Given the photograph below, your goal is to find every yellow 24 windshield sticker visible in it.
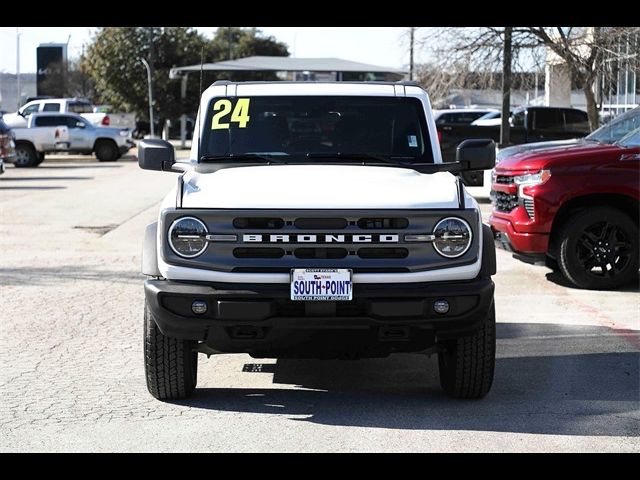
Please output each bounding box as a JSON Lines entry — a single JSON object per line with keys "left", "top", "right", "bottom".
{"left": 211, "top": 98, "right": 251, "bottom": 130}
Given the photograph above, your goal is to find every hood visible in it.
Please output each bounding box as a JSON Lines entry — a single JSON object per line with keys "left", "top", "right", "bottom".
{"left": 496, "top": 142, "right": 623, "bottom": 172}
{"left": 180, "top": 164, "right": 461, "bottom": 209}
{"left": 2, "top": 112, "right": 27, "bottom": 129}
{"left": 497, "top": 138, "right": 584, "bottom": 161}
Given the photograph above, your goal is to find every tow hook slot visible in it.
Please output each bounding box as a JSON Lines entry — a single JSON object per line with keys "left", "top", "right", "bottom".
{"left": 230, "top": 325, "right": 264, "bottom": 340}
{"left": 379, "top": 326, "right": 409, "bottom": 341}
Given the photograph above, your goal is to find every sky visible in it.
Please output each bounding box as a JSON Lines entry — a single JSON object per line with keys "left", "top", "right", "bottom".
{"left": 0, "top": 27, "right": 434, "bottom": 74}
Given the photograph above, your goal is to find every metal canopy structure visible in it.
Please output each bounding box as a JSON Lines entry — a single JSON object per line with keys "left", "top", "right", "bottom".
{"left": 170, "top": 56, "right": 407, "bottom": 77}
{"left": 170, "top": 56, "right": 408, "bottom": 147}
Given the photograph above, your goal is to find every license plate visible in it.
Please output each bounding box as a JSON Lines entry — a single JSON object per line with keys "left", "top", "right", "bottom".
{"left": 290, "top": 268, "right": 352, "bottom": 301}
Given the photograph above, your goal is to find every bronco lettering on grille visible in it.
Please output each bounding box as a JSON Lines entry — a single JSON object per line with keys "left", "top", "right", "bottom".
{"left": 242, "top": 234, "right": 400, "bottom": 243}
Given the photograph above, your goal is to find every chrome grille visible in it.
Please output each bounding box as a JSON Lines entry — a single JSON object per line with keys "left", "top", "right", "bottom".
{"left": 495, "top": 175, "right": 515, "bottom": 185}
{"left": 523, "top": 198, "right": 535, "bottom": 219}
{"left": 493, "top": 191, "right": 518, "bottom": 213}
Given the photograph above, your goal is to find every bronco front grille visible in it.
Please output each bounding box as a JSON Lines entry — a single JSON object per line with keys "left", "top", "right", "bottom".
{"left": 162, "top": 209, "right": 480, "bottom": 274}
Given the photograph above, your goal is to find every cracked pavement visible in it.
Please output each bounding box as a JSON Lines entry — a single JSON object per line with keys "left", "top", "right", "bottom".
{"left": 0, "top": 153, "right": 638, "bottom": 452}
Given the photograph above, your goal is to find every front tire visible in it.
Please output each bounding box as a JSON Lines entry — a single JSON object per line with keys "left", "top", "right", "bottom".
{"left": 557, "top": 207, "right": 638, "bottom": 290}
{"left": 144, "top": 302, "right": 198, "bottom": 400}
{"left": 14, "top": 143, "right": 39, "bottom": 167}
{"left": 438, "top": 303, "right": 496, "bottom": 399}
{"left": 94, "top": 140, "right": 119, "bottom": 162}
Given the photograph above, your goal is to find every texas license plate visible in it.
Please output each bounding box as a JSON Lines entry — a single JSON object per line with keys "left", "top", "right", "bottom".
{"left": 290, "top": 268, "right": 352, "bottom": 301}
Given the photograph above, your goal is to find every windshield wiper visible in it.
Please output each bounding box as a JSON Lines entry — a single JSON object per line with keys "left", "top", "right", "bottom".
{"left": 305, "top": 152, "right": 414, "bottom": 166}
{"left": 200, "top": 153, "right": 287, "bottom": 164}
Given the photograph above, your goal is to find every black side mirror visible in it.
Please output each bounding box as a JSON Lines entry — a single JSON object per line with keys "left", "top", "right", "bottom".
{"left": 138, "top": 139, "right": 175, "bottom": 171}
{"left": 456, "top": 139, "right": 495, "bottom": 171}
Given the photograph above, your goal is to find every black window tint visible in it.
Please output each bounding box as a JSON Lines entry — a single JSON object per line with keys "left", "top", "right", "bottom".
{"left": 34, "top": 116, "right": 67, "bottom": 127}
{"left": 42, "top": 103, "right": 60, "bottom": 112}
{"left": 65, "top": 116, "right": 83, "bottom": 128}
{"left": 511, "top": 111, "right": 525, "bottom": 127}
{"left": 534, "top": 109, "right": 563, "bottom": 130}
{"left": 68, "top": 102, "right": 93, "bottom": 114}
{"left": 201, "top": 96, "right": 434, "bottom": 163}
{"left": 564, "top": 110, "right": 589, "bottom": 130}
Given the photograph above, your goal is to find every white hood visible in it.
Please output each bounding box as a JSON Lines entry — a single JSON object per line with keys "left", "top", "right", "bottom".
{"left": 180, "top": 165, "right": 461, "bottom": 209}
{"left": 2, "top": 112, "right": 27, "bottom": 129}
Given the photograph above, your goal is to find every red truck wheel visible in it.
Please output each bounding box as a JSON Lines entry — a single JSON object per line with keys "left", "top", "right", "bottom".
{"left": 558, "top": 207, "right": 638, "bottom": 290}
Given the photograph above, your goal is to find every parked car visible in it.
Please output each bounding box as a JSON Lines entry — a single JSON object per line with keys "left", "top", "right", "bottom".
{"left": 0, "top": 116, "right": 16, "bottom": 172}
{"left": 433, "top": 108, "right": 499, "bottom": 126}
{"left": 10, "top": 112, "right": 134, "bottom": 167}
{"left": 3, "top": 98, "right": 111, "bottom": 129}
{"left": 489, "top": 126, "right": 640, "bottom": 290}
{"left": 471, "top": 110, "right": 512, "bottom": 126}
{"left": 92, "top": 105, "right": 137, "bottom": 130}
{"left": 439, "top": 106, "right": 591, "bottom": 186}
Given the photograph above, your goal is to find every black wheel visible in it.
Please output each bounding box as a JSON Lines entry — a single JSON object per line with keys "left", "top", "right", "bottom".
{"left": 558, "top": 207, "right": 638, "bottom": 290}
{"left": 545, "top": 255, "right": 560, "bottom": 271}
{"left": 94, "top": 140, "right": 119, "bottom": 162}
{"left": 14, "top": 143, "right": 39, "bottom": 167}
{"left": 438, "top": 303, "right": 495, "bottom": 399}
{"left": 144, "top": 302, "right": 198, "bottom": 400}
{"left": 35, "top": 152, "right": 45, "bottom": 166}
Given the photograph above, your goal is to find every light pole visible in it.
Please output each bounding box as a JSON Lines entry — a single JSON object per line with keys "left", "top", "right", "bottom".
{"left": 139, "top": 57, "right": 155, "bottom": 137}
{"left": 16, "top": 28, "right": 21, "bottom": 109}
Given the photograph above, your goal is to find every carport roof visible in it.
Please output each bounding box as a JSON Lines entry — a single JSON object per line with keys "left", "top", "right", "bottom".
{"left": 170, "top": 56, "right": 407, "bottom": 75}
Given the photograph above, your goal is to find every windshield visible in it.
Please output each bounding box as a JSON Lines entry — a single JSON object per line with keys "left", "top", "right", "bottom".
{"left": 616, "top": 127, "right": 640, "bottom": 148}
{"left": 200, "top": 96, "right": 433, "bottom": 163}
{"left": 587, "top": 107, "right": 640, "bottom": 144}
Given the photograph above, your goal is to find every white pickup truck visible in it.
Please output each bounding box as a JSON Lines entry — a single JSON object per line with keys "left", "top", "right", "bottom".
{"left": 10, "top": 112, "right": 134, "bottom": 167}
{"left": 2, "top": 98, "right": 131, "bottom": 129}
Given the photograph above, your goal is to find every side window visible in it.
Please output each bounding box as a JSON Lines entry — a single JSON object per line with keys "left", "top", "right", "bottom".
{"left": 435, "top": 113, "right": 451, "bottom": 125}
{"left": 68, "top": 102, "right": 93, "bottom": 114}
{"left": 564, "top": 110, "right": 589, "bottom": 130}
{"left": 511, "top": 111, "right": 526, "bottom": 127}
{"left": 22, "top": 104, "right": 41, "bottom": 116}
{"left": 533, "top": 109, "right": 563, "bottom": 130}
{"left": 34, "top": 116, "right": 64, "bottom": 127}
{"left": 65, "top": 116, "right": 85, "bottom": 128}
{"left": 43, "top": 103, "right": 61, "bottom": 112}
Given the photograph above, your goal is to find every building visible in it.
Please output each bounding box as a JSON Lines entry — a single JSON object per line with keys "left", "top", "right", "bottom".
{"left": 0, "top": 73, "right": 37, "bottom": 112}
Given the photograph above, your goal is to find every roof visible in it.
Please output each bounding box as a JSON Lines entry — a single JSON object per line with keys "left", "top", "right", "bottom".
{"left": 171, "top": 56, "right": 407, "bottom": 75}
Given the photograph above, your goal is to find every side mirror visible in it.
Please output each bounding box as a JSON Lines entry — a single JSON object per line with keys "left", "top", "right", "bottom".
{"left": 138, "top": 139, "right": 175, "bottom": 171}
{"left": 456, "top": 139, "right": 495, "bottom": 171}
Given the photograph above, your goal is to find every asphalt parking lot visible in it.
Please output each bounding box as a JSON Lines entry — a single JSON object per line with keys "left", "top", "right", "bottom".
{"left": 0, "top": 151, "right": 638, "bottom": 452}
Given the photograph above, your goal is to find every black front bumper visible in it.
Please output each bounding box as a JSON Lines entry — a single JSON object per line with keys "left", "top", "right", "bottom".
{"left": 144, "top": 277, "right": 494, "bottom": 359}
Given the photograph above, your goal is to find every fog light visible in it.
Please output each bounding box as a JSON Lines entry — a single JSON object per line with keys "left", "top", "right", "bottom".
{"left": 191, "top": 300, "right": 208, "bottom": 315}
{"left": 433, "top": 299, "right": 450, "bottom": 315}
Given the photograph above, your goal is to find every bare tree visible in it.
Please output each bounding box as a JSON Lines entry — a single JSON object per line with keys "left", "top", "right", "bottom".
{"left": 419, "top": 27, "right": 640, "bottom": 131}
{"left": 521, "top": 27, "right": 639, "bottom": 129}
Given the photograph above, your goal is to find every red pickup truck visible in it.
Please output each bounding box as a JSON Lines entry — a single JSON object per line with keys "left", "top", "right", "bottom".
{"left": 489, "top": 113, "right": 640, "bottom": 290}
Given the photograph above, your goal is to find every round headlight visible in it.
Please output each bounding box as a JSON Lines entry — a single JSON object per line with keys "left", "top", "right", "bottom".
{"left": 432, "top": 217, "right": 472, "bottom": 258}
{"left": 168, "top": 217, "right": 208, "bottom": 258}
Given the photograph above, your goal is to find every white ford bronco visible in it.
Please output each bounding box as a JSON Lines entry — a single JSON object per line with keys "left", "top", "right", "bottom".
{"left": 139, "top": 81, "right": 497, "bottom": 400}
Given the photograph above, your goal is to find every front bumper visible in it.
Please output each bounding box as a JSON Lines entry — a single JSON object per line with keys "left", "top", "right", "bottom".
{"left": 144, "top": 277, "right": 495, "bottom": 359}
{"left": 489, "top": 214, "right": 549, "bottom": 254}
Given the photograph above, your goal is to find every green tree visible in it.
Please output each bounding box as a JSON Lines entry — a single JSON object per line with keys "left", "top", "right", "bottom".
{"left": 83, "top": 27, "right": 207, "bottom": 122}
{"left": 83, "top": 27, "right": 289, "bottom": 123}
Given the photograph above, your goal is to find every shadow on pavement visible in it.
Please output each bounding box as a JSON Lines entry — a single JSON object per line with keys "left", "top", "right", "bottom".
{"left": 0, "top": 186, "right": 66, "bottom": 190}
{"left": 36, "top": 164, "right": 123, "bottom": 169}
{"left": 0, "top": 176, "right": 93, "bottom": 181}
{"left": 0, "top": 265, "right": 142, "bottom": 286}
{"left": 545, "top": 270, "right": 640, "bottom": 293}
{"left": 178, "top": 323, "right": 640, "bottom": 437}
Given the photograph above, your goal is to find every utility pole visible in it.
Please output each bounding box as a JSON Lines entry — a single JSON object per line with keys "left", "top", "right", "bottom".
{"left": 16, "top": 28, "right": 21, "bottom": 109}
{"left": 500, "top": 27, "right": 513, "bottom": 147}
{"left": 409, "top": 27, "right": 415, "bottom": 81}
{"left": 140, "top": 58, "right": 155, "bottom": 138}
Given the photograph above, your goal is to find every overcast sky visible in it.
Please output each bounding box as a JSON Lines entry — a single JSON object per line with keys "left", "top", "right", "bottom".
{"left": 0, "top": 27, "right": 434, "bottom": 74}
